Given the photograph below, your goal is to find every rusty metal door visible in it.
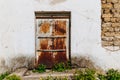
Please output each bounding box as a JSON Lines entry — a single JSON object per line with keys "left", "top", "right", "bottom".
{"left": 35, "top": 12, "right": 71, "bottom": 68}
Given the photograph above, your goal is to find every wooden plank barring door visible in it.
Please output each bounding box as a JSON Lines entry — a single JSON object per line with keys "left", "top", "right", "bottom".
{"left": 35, "top": 11, "right": 71, "bottom": 68}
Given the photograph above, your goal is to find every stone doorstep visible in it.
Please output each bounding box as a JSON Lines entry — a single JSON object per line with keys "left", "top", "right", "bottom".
{"left": 9, "top": 68, "right": 77, "bottom": 80}
{"left": 22, "top": 73, "right": 74, "bottom": 80}
{"left": 10, "top": 68, "right": 28, "bottom": 76}
{"left": 9, "top": 68, "right": 103, "bottom": 80}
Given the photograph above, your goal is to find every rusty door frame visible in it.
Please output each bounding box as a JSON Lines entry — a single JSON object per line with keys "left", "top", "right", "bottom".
{"left": 34, "top": 11, "right": 71, "bottom": 67}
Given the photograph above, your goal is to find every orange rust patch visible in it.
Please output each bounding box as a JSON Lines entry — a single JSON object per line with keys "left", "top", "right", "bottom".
{"left": 40, "top": 39, "right": 48, "bottom": 49}
{"left": 53, "top": 20, "right": 66, "bottom": 35}
{"left": 38, "top": 52, "right": 54, "bottom": 68}
{"left": 40, "top": 21, "right": 50, "bottom": 33}
{"left": 40, "top": 39, "right": 52, "bottom": 50}
{"left": 54, "top": 52, "right": 67, "bottom": 63}
{"left": 53, "top": 38, "right": 66, "bottom": 49}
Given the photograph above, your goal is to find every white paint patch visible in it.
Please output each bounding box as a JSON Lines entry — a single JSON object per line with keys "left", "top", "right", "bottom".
{"left": 0, "top": 0, "right": 120, "bottom": 73}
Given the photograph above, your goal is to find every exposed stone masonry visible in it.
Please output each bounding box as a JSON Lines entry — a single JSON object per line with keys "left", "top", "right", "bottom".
{"left": 101, "top": 0, "right": 120, "bottom": 47}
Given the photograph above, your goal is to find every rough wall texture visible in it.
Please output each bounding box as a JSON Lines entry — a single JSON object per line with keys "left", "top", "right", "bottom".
{"left": 101, "top": 0, "right": 120, "bottom": 47}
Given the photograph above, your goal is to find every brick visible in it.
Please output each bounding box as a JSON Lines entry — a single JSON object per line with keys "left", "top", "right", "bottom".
{"left": 114, "top": 27, "right": 120, "bottom": 32}
{"left": 110, "top": 18, "right": 117, "bottom": 22}
{"left": 102, "top": 23, "right": 112, "bottom": 27}
{"left": 114, "top": 13, "right": 120, "bottom": 17}
{"left": 102, "top": 0, "right": 106, "bottom": 3}
{"left": 106, "top": 0, "right": 112, "bottom": 3}
{"left": 114, "top": 41, "right": 120, "bottom": 46}
{"left": 111, "top": 0, "right": 118, "bottom": 3}
{"left": 102, "top": 27, "right": 114, "bottom": 32}
{"left": 103, "top": 17, "right": 111, "bottom": 22}
{"left": 102, "top": 3, "right": 113, "bottom": 9}
{"left": 116, "top": 18, "right": 120, "bottom": 22}
{"left": 114, "top": 32, "right": 120, "bottom": 37}
{"left": 104, "top": 32, "right": 114, "bottom": 37}
{"left": 102, "top": 14, "right": 113, "bottom": 18}
{"left": 104, "top": 9, "right": 111, "bottom": 14}
{"left": 102, "top": 36, "right": 114, "bottom": 41}
{"left": 114, "top": 4, "right": 120, "bottom": 9}
{"left": 111, "top": 9, "right": 117, "bottom": 13}
{"left": 102, "top": 41, "right": 113, "bottom": 46}
{"left": 112, "top": 23, "right": 120, "bottom": 27}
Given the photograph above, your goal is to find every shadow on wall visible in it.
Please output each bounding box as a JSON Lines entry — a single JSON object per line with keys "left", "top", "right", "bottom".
{"left": 0, "top": 55, "right": 35, "bottom": 74}
{"left": 72, "top": 56, "right": 103, "bottom": 73}
{"left": 35, "top": 0, "right": 67, "bottom": 5}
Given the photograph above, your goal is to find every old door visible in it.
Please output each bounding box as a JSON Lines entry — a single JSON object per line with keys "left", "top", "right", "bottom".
{"left": 35, "top": 12, "right": 71, "bottom": 68}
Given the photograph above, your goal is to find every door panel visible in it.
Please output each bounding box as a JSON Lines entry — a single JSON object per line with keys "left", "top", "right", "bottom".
{"left": 53, "top": 38, "right": 66, "bottom": 49}
{"left": 53, "top": 20, "right": 67, "bottom": 36}
{"left": 38, "top": 52, "right": 54, "bottom": 68}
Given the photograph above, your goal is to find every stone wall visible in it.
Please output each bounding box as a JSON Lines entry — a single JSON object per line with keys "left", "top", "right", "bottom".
{"left": 101, "top": 0, "right": 120, "bottom": 47}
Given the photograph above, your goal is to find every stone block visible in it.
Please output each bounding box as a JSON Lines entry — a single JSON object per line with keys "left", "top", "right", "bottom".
{"left": 102, "top": 3, "right": 113, "bottom": 9}
{"left": 104, "top": 17, "right": 111, "bottom": 22}
{"left": 114, "top": 27, "right": 120, "bottom": 32}
{"left": 104, "top": 9, "right": 111, "bottom": 14}
{"left": 110, "top": 18, "right": 117, "bottom": 22}
{"left": 102, "top": 14, "right": 113, "bottom": 18}
{"left": 102, "top": 0, "right": 106, "bottom": 3}
{"left": 112, "top": 23, "right": 120, "bottom": 27}
{"left": 111, "top": 0, "right": 118, "bottom": 3}
{"left": 116, "top": 18, "right": 120, "bottom": 22}
{"left": 114, "top": 41, "right": 120, "bottom": 46}
{"left": 106, "top": 0, "right": 112, "bottom": 3}
{"left": 114, "top": 13, "right": 120, "bottom": 17}
{"left": 114, "top": 4, "right": 120, "bottom": 9}
{"left": 111, "top": 9, "right": 117, "bottom": 13}
{"left": 102, "top": 41, "right": 113, "bottom": 46}
{"left": 102, "top": 27, "right": 114, "bottom": 32}
{"left": 102, "top": 36, "right": 114, "bottom": 41}
{"left": 102, "top": 23, "right": 112, "bottom": 27}
{"left": 104, "top": 32, "right": 114, "bottom": 37}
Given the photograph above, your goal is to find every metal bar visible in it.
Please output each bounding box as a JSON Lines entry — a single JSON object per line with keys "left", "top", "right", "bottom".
{"left": 69, "top": 12, "right": 72, "bottom": 66}
{"left": 37, "top": 36, "right": 66, "bottom": 38}
{"left": 36, "top": 16, "right": 69, "bottom": 19}
{"left": 37, "top": 49, "right": 66, "bottom": 52}
{"left": 35, "top": 11, "right": 71, "bottom": 17}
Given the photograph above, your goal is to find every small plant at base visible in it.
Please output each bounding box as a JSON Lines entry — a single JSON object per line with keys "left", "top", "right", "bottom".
{"left": 74, "top": 69, "right": 96, "bottom": 80}
{"left": 66, "top": 61, "right": 71, "bottom": 69}
{"left": 98, "top": 69, "right": 120, "bottom": 80}
{"left": 52, "top": 62, "right": 66, "bottom": 72}
{"left": 106, "top": 69, "right": 120, "bottom": 80}
{"left": 0, "top": 72, "right": 10, "bottom": 80}
{"left": 98, "top": 74, "right": 107, "bottom": 80}
{"left": 5, "top": 74, "right": 21, "bottom": 80}
{"left": 33, "top": 64, "right": 46, "bottom": 73}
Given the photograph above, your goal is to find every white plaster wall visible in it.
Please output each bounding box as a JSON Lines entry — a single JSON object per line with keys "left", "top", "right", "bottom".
{"left": 0, "top": 0, "right": 120, "bottom": 73}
